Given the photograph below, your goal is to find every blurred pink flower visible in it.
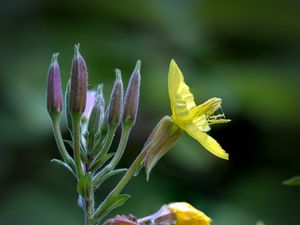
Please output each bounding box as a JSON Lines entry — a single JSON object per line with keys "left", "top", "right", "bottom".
{"left": 82, "top": 90, "right": 96, "bottom": 121}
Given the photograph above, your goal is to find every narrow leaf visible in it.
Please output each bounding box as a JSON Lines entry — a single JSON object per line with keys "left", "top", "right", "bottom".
{"left": 51, "top": 159, "right": 75, "bottom": 177}
{"left": 94, "top": 168, "right": 127, "bottom": 190}
{"left": 95, "top": 194, "right": 131, "bottom": 222}
{"left": 89, "top": 153, "right": 114, "bottom": 172}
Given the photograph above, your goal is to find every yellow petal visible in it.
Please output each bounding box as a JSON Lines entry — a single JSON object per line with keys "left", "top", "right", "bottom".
{"left": 168, "top": 60, "right": 195, "bottom": 121}
{"left": 169, "top": 202, "right": 211, "bottom": 225}
{"left": 184, "top": 123, "right": 229, "bottom": 160}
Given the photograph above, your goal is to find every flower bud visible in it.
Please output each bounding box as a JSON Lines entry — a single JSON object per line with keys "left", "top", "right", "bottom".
{"left": 65, "top": 79, "right": 72, "bottom": 130}
{"left": 104, "top": 215, "right": 137, "bottom": 225}
{"left": 47, "top": 53, "right": 62, "bottom": 115}
{"left": 82, "top": 90, "right": 97, "bottom": 123}
{"left": 123, "top": 60, "right": 141, "bottom": 125}
{"left": 70, "top": 44, "right": 88, "bottom": 114}
{"left": 107, "top": 69, "right": 123, "bottom": 126}
{"left": 88, "top": 85, "right": 105, "bottom": 135}
{"left": 144, "top": 116, "right": 182, "bottom": 180}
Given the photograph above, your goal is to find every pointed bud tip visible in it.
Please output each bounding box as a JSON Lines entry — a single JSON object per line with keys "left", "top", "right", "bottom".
{"left": 51, "top": 52, "right": 59, "bottom": 64}
{"left": 134, "top": 60, "right": 141, "bottom": 72}
{"left": 115, "top": 69, "right": 122, "bottom": 80}
{"left": 74, "top": 43, "right": 81, "bottom": 58}
{"left": 97, "top": 84, "right": 103, "bottom": 93}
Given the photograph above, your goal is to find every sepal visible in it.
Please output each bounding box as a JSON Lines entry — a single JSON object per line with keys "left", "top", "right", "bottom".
{"left": 144, "top": 116, "right": 182, "bottom": 180}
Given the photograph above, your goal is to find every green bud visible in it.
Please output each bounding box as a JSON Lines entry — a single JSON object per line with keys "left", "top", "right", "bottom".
{"left": 107, "top": 69, "right": 123, "bottom": 126}
{"left": 88, "top": 85, "right": 105, "bottom": 135}
{"left": 70, "top": 44, "right": 88, "bottom": 114}
{"left": 144, "top": 116, "right": 182, "bottom": 180}
{"left": 123, "top": 60, "right": 141, "bottom": 125}
{"left": 47, "top": 53, "right": 62, "bottom": 116}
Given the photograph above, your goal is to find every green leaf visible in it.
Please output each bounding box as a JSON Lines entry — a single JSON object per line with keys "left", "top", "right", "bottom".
{"left": 94, "top": 168, "right": 127, "bottom": 189}
{"left": 283, "top": 176, "right": 300, "bottom": 186}
{"left": 51, "top": 159, "right": 76, "bottom": 177}
{"left": 63, "top": 139, "right": 73, "bottom": 149}
{"left": 77, "top": 172, "right": 93, "bottom": 200}
{"left": 91, "top": 135, "right": 105, "bottom": 156}
{"left": 89, "top": 153, "right": 114, "bottom": 172}
{"left": 95, "top": 194, "right": 131, "bottom": 222}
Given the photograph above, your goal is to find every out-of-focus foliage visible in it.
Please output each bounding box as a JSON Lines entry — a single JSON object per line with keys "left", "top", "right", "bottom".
{"left": 0, "top": 1, "right": 299, "bottom": 225}
{"left": 283, "top": 176, "right": 300, "bottom": 186}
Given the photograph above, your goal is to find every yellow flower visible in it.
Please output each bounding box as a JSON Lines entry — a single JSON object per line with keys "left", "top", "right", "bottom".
{"left": 168, "top": 60, "right": 230, "bottom": 159}
{"left": 169, "top": 202, "right": 212, "bottom": 225}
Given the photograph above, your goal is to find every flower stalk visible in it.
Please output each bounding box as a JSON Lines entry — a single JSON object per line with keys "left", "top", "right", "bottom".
{"left": 46, "top": 48, "right": 230, "bottom": 225}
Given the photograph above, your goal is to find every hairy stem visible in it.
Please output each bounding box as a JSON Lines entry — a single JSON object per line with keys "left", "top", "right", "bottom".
{"left": 93, "top": 123, "right": 131, "bottom": 187}
{"left": 51, "top": 114, "right": 75, "bottom": 171}
{"left": 72, "top": 113, "right": 84, "bottom": 178}
{"left": 85, "top": 191, "right": 96, "bottom": 225}
{"left": 94, "top": 145, "right": 147, "bottom": 221}
{"left": 89, "top": 124, "right": 117, "bottom": 170}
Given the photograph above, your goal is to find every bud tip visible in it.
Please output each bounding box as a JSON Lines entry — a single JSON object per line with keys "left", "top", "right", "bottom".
{"left": 74, "top": 43, "right": 81, "bottom": 58}
{"left": 134, "top": 60, "right": 141, "bottom": 72}
{"left": 51, "top": 52, "right": 59, "bottom": 64}
{"left": 115, "top": 69, "right": 122, "bottom": 80}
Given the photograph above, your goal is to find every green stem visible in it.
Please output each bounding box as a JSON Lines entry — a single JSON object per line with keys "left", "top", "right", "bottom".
{"left": 72, "top": 113, "right": 84, "bottom": 178}
{"left": 89, "top": 124, "right": 117, "bottom": 170}
{"left": 85, "top": 191, "right": 96, "bottom": 225}
{"left": 51, "top": 114, "right": 75, "bottom": 171}
{"left": 92, "top": 123, "right": 131, "bottom": 186}
{"left": 94, "top": 145, "right": 147, "bottom": 221}
{"left": 107, "top": 123, "right": 131, "bottom": 170}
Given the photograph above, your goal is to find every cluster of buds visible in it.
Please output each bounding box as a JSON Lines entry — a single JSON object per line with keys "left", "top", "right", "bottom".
{"left": 47, "top": 44, "right": 141, "bottom": 225}
{"left": 47, "top": 46, "right": 230, "bottom": 225}
{"left": 104, "top": 202, "right": 211, "bottom": 225}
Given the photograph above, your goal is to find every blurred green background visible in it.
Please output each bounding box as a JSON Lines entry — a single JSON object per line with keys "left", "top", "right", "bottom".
{"left": 0, "top": 0, "right": 300, "bottom": 224}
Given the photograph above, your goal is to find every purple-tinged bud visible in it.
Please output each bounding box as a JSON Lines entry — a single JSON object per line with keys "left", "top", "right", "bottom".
{"left": 88, "top": 85, "right": 105, "bottom": 135}
{"left": 47, "top": 53, "right": 63, "bottom": 115}
{"left": 107, "top": 69, "right": 123, "bottom": 126}
{"left": 70, "top": 44, "right": 88, "bottom": 114}
{"left": 104, "top": 215, "right": 137, "bottom": 225}
{"left": 123, "top": 60, "right": 141, "bottom": 125}
{"left": 65, "top": 79, "right": 72, "bottom": 130}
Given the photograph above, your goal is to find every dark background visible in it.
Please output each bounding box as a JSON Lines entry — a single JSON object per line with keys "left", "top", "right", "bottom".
{"left": 0, "top": 1, "right": 299, "bottom": 225}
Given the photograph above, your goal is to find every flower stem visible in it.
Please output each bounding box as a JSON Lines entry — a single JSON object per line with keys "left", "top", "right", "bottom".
{"left": 89, "top": 124, "right": 116, "bottom": 170}
{"left": 72, "top": 113, "right": 84, "bottom": 178}
{"left": 108, "top": 123, "right": 132, "bottom": 169}
{"left": 93, "top": 123, "right": 131, "bottom": 187}
{"left": 85, "top": 191, "right": 96, "bottom": 225}
{"left": 51, "top": 113, "right": 75, "bottom": 171}
{"left": 94, "top": 145, "right": 147, "bottom": 221}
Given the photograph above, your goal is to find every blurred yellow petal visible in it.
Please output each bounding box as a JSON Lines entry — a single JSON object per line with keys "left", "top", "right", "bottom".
{"left": 169, "top": 202, "right": 211, "bottom": 225}
{"left": 184, "top": 123, "right": 229, "bottom": 160}
{"left": 168, "top": 60, "right": 195, "bottom": 121}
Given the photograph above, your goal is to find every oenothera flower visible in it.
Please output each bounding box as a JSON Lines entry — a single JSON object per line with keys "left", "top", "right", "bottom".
{"left": 168, "top": 59, "right": 230, "bottom": 159}
{"left": 145, "top": 60, "right": 230, "bottom": 178}
{"left": 137, "top": 202, "right": 211, "bottom": 225}
{"left": 168, "top": 202, "right": 211, "bottom": 225}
